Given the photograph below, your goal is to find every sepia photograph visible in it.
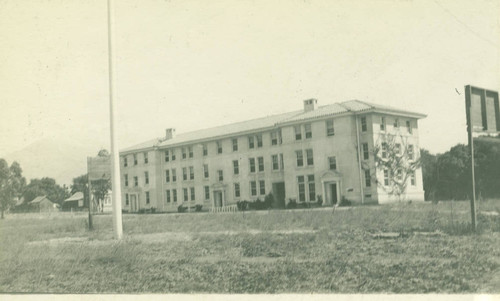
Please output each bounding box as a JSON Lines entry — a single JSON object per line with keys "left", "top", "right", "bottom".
{"left": 0, "top": 0, "right": 499, "bottom": 298}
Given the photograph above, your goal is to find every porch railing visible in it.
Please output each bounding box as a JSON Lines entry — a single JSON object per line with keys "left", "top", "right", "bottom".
{"left": 210, "top": 204, "right": 238, "bottom": 213}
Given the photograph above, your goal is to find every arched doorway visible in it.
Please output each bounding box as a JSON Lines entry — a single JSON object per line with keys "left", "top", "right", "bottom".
{"left": 321, "top": 170, "right": 342, "bottom": 206}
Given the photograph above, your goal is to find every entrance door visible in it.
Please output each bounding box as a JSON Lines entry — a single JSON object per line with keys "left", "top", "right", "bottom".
{"left": 330, "top": 183, "right": 338, "bottom": 205}
{"left": 130, "top": 194, "right": 138, "bottom": 212}
{"left": 272, "top": 182, "right": 286, "bottom": 208}
{"left": 213, "top": 191, "right": 222, "bottom": 207}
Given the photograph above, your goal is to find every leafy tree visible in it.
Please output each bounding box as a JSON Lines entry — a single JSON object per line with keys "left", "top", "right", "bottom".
{"left": 0, "top": 159, "right": 26, "bottom": 218}
{"left": 92, "top": 178, "right": 111, "bottom": 212}
{"left": 371, "top": 134, "right": 421, "bottom": 202}
{"left": 435, "top": 144, "right": 470, "bottom": 200}
{"left": 71, "top": 174, "right": 89, "bottom": 207}
{"left": 23, "top": 177, "right": 70, "bottom": 206}
{"left": 420, "top": 149, "right": 438, "bottom": 201}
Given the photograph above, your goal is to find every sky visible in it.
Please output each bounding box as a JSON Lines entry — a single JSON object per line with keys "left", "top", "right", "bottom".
{"left": 0, "top": 0, "right": 498, "bottom": 182}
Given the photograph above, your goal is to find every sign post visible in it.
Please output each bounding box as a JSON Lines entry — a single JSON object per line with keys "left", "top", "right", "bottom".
{"left": 464, "top": 85, "right": 500, "bottom": 232}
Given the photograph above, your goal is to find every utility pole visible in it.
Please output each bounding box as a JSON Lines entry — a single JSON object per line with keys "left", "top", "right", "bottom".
{"left": 464, "top": 85, "right": 477, "bottom": 232}
{"left": 107, "top": 0, "right": 123, "bottom": 239}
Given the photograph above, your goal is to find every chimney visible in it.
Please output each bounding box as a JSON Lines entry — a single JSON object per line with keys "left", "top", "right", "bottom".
{"left": 165, "top": 128, "right": 176, "bottom": 140}
{"left": 303, "top": 98, "right": 317, "bottom": 112}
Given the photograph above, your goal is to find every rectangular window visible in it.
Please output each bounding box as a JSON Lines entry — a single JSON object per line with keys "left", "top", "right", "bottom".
{"left": 133, "top": 154, "right": 138, "bottom": 165}
{"left": 125, "top": 193, "right": 129, "bottom": 205}
{"left": 190, "top": 187, "right": 195, "bottom": 201}
{"left": 279, "top": 153, "right": 284, "bottom": 170}
{"left": 134, "top": 176, "right": 138, "bottom": 187}
{"left": 144, "top": 152, "right": 148, "bottom": 164}
{"left": 294, "top": 125, "right": 302, "bottom": 140}
{"left": 272, "top": 155, "right": 279, "bottom": 170}
{"left": 124, "top": 174, "right": 128, "bottom": 187}
{"left": 172, "top": 169, "right": 177, "bottom": 182}
{"left": 305, "top": 123, "right": 312, "bottom": 139}
{"left": 306, "top": 149, "right": 314, "bottom": 166}
{"left": 124, "top": 157, "right": 128, "bottom": 167}
{"left": 296, "top": 150, "right": 304, "bottom": 167}
{"left": 188, "top": 146, "right": 193, "bottom": 158}
{"left": 165, "top": 170, "right": 170, "bottom": 183}
{"left": 182, "top": 148, "right": 187, "bottom": 159}
{"left": 146, "top": 191, "right": 150, "bottom": 204}
{"left": 381, "top": 143, "right": 387, "bottom": 159}
{"left": 364, "top": 169, "right": 371, "bottom": 187}
{"left": 164, "top": 150, "right": 169, "bottom": 162}
{"left": 406, "top": 120, "right": 412, "bottom": 134}
{"left": 232, "top": 138, "right": 238, "bottom": 151}
{"left": 411, "top": 171, "right": 416, "bottom": 186}
{"left": 233, "top": 160, "right": 239, "bottom": 175}
{"left": 217, "top": 141, "right": 222, "bottom": 154}
{"left": 380, "top": 117, "right": 386, "bottom": 131}
{"left": 183, "top": 188, "right": 188, "bottom": 202}
{"left": 361, "top": 117, "right": 367, "bottom": 132}
{"left": 256, "top": 134, "right": 263, "bottom": 147}
{"left": 362, "top": 143, "right": 369, "bottom": 160}
{"left": 328, "top": 156, "right": 337, "bottom": 170}
{"left": 259, "top": 180, "right": 265, "bottom": 195}
{"left": 395, "top": 143, "right": 401, "bottom": 156}
{"left": 326, "top": 120, "right": 335, "bottom": 136}
{"left": 249, "top": 158, "right": 256, "bottom": 173}
{"left": 298, "top": 176, "right": 305, "bottom": 202}
{"left": 308, "top": 175, "right": 315, "bottom": 201}
{"left": 408, "top": 145, "right": 414, "bottom": 160}
{"left": 204, "top": 164, "right": 209, "bottom": 178}
{"left": 204, "top": 186, "right": 210, "bottom": 200}
{"left": 173, "top": 189, "right": 177, "bottom": 202}
{"left": 271, "top": 131, "right": 278, "bottom": 145}
{"left": 258, "top": 157, "right": 264, "bottom": 172}
{"left": 171, "top": 149, "right": 176, "bottom": 161}
{"left": 182, "top": 167, "right": 187, "bottom": 181}
{"left": 203, "top": 144, "right": 208, "bottom": 156}
{"left": 394, "top": 118, "right": 399, "bottom": 129}
{"left": 248, "top": 136, "right": 255, "bottom": 149}
{"left": 189, "top": 166, "right": 194, "bottom": 180}
{"left": 145, "top": 171, "right": 149, "bottom": 185}
{"left": 384, "top": 169, "right": 389, "bottom": 186}
{"left": 250, "top": 181, "right": 257, "bottom": 196}
{"left": 234, "top": 183, "right": 240, "bottom": 198}
{"left": 218, "top": 170, "right": 223, "bottom": 182}
{"left": 166, "top": 190, "right": 171, "bottom": 203}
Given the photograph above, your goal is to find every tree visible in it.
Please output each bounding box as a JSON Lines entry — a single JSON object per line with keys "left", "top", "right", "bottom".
{"left": 92, "top": 178, "right": 111, "bottom": 212}
{"left": 71, "top": 174, "right": 89, "bottom": 207}
{"left": 371, "top": 134, "right": 421, "bottom": 202}
{"left": 0, "top": 159, "right": 26, "bottom": 218}
{"left": 23, "top": 177, "right": 70, "bottom": 206}
{"left": 420, "top": 149, "right": 438, "bottom": 201}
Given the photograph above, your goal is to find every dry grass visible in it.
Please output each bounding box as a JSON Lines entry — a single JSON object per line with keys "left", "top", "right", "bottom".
{"left": 0, "top": 200, "right": 499, "bottom": 293}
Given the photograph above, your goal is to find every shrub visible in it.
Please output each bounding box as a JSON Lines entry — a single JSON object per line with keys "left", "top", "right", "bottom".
{"left": 287, "top": 198, "right": 297, "bottom": 209}
{"left": 138, "top": 208, "right": 146, "bottom": 214}
{"left": 237, "top": 200, "right": 250, "bottom": 211}
{"left": 264, "top": 193, "right": 274, "bottom": 209}
{"left": 339, "top": 196, "right": 352, "bottom": 207}
{"left": 317, "top": 195, "right": 323, "bottom": 206}
{"left": 177, "top": 205, "right": 187, "bottom": 213}
{"left": 195, "top": 204, "right": 203, "bottom": 212}
{"left": 298, "top": 202, "right": 310, "bottom": 209}
{"left": 151, "top": 207, "right": 156, "bottom": 213}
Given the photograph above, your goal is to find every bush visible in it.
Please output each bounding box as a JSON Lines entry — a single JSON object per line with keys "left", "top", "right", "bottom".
{"left": 177, "top": 205, "right": 187, "bottom": 213}
{"left": 151, "top": 207, "right": 156, "bottom": 213}
{"left": 195, "top": 204, "right": 203, "bottom": 212}
{"left": 287, "top": 198, "right": 297, "bottom": 209}
{"left": 264, "top": 193, "right": 274, "bottom": 209}
{"left": 339, "top": 196, "right": 352, "bottom": 207}
{"left": 138, "top": 208, "right": 146, "bottom": 214}
{"left": 317, "top": 195, "right": 323, "bottom": 206}
{"left": 237, "top": 200, "right": 250, "bottom": 211}
{"left": 298, "top": 202, "right": 311, "bottom": 209}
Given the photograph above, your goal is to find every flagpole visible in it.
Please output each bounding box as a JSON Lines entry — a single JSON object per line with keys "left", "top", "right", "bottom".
{"left": 107, "top": 0, "right": 123, "bottom": 239}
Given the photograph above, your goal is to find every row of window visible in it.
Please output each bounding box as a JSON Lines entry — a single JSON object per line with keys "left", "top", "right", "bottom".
{"left": 297, "top": 175, "right": 316, "bottom": 202}
{"left": 124, "top": 191, "right": 150, "bottom": 206}
{"left": 123, "top": 152, "right": 148, "bottom": 167}
{"left": 380, "top": 143, "right": 415, "bottom": 160}
{"left": 361, "top": 116, "right": 413, "bottom": 134}
{"left": 383, "top": 169, "right": 417, "bottom": 186}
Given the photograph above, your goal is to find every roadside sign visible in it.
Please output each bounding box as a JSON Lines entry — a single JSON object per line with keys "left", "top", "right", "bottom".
{"left": 87, "top": 156, "right": 111, "bottom": 181}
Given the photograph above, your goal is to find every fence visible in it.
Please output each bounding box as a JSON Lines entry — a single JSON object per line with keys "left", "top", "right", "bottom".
{"left": 210, "top": 204, "right": 238, "bottom": 213}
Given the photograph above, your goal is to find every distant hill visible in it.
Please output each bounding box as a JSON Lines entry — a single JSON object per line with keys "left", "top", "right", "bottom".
{"left": 4, "top": 136, "right": 108, "bottom": 186}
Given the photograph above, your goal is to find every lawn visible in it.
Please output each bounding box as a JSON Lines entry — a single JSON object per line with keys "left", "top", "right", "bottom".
{"left": 0, "top": 200, "right": 499, "bottom": 293}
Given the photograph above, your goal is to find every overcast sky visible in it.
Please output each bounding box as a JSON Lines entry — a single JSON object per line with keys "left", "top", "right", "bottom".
{"left": 1, "top": 0, "right": 498, "bottom": 158}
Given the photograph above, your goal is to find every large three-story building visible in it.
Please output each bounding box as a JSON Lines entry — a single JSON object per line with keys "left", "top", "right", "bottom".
{"left": 119, "top": 99, "right": 426, "bottom": 212}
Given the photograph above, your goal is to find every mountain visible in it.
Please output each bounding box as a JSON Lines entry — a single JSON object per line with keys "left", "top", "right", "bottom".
{"left": 4, "top": 136, "right": 108, "bottom": 186}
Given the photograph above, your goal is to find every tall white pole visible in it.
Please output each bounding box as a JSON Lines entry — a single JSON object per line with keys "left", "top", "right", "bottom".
{"left": 107, "top": 0, "right": 123, "bottom": 239}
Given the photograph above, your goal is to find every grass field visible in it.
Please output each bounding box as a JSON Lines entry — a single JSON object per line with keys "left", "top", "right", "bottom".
{"left": 0, "top": 200, "right": 499, "bottom": 293}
